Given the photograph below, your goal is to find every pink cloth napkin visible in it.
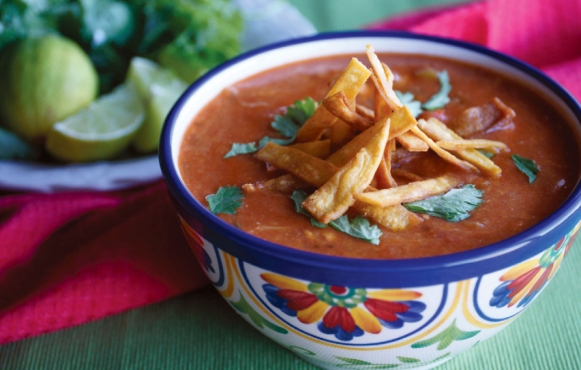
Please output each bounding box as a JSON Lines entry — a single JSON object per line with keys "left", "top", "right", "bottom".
{"left": 0, "top": 181, "right": 209, "bottom": 344}
{"left": 1, "top": 0, "right": 580, "bottom": 345}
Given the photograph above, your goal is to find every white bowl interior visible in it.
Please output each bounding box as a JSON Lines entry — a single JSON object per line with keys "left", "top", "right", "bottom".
{"left": 170, "top": 35, "right": 581, "bottom": 189}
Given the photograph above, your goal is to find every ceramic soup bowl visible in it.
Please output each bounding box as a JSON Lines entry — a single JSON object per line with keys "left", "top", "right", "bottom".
{"left": 159, "top": 31, "right": 581, "bottom": 370}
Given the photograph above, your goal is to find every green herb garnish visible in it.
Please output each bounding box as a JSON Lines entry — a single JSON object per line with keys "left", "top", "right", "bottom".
{"left": 421, "top": 70, "right": 451, "bottom": 111}
{"left": 511, "top": 154, "right": 539, "bottom": 183}
{"left": 330, "top": 215, "right": 382, "bottom": 245}
{"left": 404, "top": 184, "right": 483, "bottom": 222}
{"left": 206, "top": 185, "right": 243, "bottom": 215}
{"left": 224, "top": 97, "right": 316, "bottom": 158}
{"left": 291, "top": 190, "right": 382, "bottom": 244}
{"left": 478, "top": 150, "right": 495, "bottom": 159}
{"left": 271, "top": 97, "right": 316, "bottom": 137}
{"left": 395, "top": 90, "right": 423, "bottom": 118}
{"left": 224, "top": 143, "right": 258, "bottom": 158}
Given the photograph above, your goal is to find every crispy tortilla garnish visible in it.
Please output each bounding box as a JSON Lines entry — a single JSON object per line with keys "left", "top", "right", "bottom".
{"left": 436, "top": 138, "right": 507, "bottom": 152}
{"left": 296, "top": 58, "right": 371, "bottom": 142}
{"left": 418, "top": 117, "right": 502, "bottom": 176}
{"left": 366, "top": 45, "right": 403, "bottom": 111}
{"left": 256, "top": 142, "right": 338, "bottom": 187}
{"left": 396, "top": 132, "right": 430, "bottom": 152}
{"left": 326, "top": 116, "right": 390, "bottom": 167}
{"left": 262, "top": 174, "right": 310, "bottom": 194}
{"left": 374, "top": 140, "right": 398, "bottom": 189}
{"left": 391, "top": 168, "right": 424, "bottom": 182}
{"left": 303, "top": 118, "right": 391, "bottom": 224}
{"left": 354, "top": 202, "right": 422, "bottom": 231}
{"left": 356, "top": 104, "right": 375, "bottom": 121}
{"left": 322, "top": 91, "right": 374, "bottom": 131}
{"left": 329, "top": 119, "right": 356, "bottom": 149}
{"left": 410, "top": 125, "right": 478, "bottom": 172}
{"left": 354, "top": 175, "right": 461, "bottom": 207}
{"left": 326, "top": 106, "right": 418, "bottom": 167}
{"left": 289, "top": 139, "right": 332, "bottom": 158}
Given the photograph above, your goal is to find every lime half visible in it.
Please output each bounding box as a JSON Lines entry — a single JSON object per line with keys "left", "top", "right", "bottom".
{"left": 126, "top": 57, "right": 187, "bottom": 153}
{"left": 45, "top": 83, "right": 145, "bottom": 162}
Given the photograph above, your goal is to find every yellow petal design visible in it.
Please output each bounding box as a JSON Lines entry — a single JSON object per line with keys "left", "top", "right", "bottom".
{"left": 260, "top": 273, "right": 309, "bottom": 292}
{"left": 367, "top": 289, "right": 421, "bottom": 301}
{"left": 350, "top": 307, "right": 382, "bottom": 334}
{"left": 501, "top": 258, "right": 539, "bottom": 281}
{"left": 297, "top": 301, "right": 328, "bottom": 324}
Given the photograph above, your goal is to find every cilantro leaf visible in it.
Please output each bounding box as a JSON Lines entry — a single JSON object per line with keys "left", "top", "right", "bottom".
{"left": 258, "top": 136, "right": 295, "bottom": 147}
{"left": 330, "top": 215, "right": 382, "bottom": 245}
{"left": 512, "top": 154, "right": 539, "bottom": 183}
{"left": 478, "top": 150, "right": 495, "bottom": 159}
{"left": 271, "top": 97, "right": 317, "bottom": 138}
{"left": 290, "top": 190, "right": 327, "bottom": 228}
{"left": 404, "top": 184, "right": 483, "bottom": 222}
{"left": 395, "top": 90, "right": 423, "bottom": 118}
{"left": 225, "top": 97, "right": 316, "bottom": 158}
{"left": 422, "top": 70, "right": 451, "bottom": 111}
{"left": 224, "top": 142, "right": 258, "bottom": 158}
{"left": 291, "top": 190, "right": 382, "bottom": 244}
{"left": 206, "top": 186, "right": 243, "bottom": 215}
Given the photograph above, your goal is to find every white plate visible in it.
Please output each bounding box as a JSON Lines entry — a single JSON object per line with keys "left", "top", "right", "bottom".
{"left": 0, "top": 156, "right": 161, "bottom": 192}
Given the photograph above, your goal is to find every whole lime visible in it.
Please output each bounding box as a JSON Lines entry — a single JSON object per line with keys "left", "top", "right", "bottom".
{"left": 0, "top": 34, "right": 99, "bottom": 143}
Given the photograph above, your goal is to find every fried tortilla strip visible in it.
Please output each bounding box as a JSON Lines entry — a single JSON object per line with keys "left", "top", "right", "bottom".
{"left": 391, "top": 168, "right": 424, "bottom": 182}
{"left": 389, "top": 106, "right": 428, "bottom": 152}
{"left": 330, "top": 119, "right": 356, "bottom": 149}
{"left": 303, "top": 118, "right": 391, "bottom": 224}
{"left": 326, "top": 106, "right": 418, "bottom": 167}
{"left": 410, "top": 125, "right": 478, "bottom": 172}
{"left": 356, "top": 104, "right": 375, "bottom": 121}
{"left": 366, "top": 45, "right": 403, "bottom": 111}
{"left": 436, "top": 138, "right": 507, "bottom": 152}
{"left": 326, "top": 116, "right": 389, "bottom": 167}
{"left": 374, "top": 140, "right": 397, "bottom": 189}
{"left": 289, "top": 139, "right": 332, "bottom": 158}
{"left": 354, "top": 175, "right": 461, "bottom": 208}
{"left": 256, "top": 142, "right": 338, "bottom": 187}
{"left": 355, "top": 202, "right": 422, "bottom": 231}
{"left": 262, "top": 174, "right": 310, "bottom": 194}
{"left": 322, "top": 91, "right": 374, "bottom": 131}
{"left": 396, "top": 131, "right": 429, "bottom": 152}
{"left": 260, "top": 137, "right": 419, "bottom": 231}
{"left": 418, "top": 117, "right": 502, "bottom": 176}
{"left": 294, "top": 107, "right": 337, "bottom": 143}
{"left": 296, "top": 58, "right": 371, "bottom": 142}
{"left": 374, "top": 83, "right": 392, "bottom": 120}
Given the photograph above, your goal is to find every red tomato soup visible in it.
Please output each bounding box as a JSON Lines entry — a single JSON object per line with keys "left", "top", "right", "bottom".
{"left": 178, "top": 53, "right": 580, "bottom": 259}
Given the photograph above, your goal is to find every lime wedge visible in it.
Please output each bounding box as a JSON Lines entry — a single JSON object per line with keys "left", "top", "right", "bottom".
{"left": 126, "top": 57, "right": 187, "bottom": 153}
{"left": 45, "top": 83, "right": 145, "bottom": 162}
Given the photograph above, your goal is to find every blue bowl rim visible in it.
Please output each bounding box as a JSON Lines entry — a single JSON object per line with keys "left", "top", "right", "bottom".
{"left": 159, "top": 30, "right": 581, "bottom": 286}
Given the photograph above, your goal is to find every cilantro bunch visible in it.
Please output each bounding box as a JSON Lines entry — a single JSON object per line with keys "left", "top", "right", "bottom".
{"left": 0, "top": 0, "right": 243, "bottom": 93}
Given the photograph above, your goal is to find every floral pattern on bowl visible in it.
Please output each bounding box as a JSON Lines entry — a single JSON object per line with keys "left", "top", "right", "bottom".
{"left": 178, "top": 218, "right": 580, "bottom": 369}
